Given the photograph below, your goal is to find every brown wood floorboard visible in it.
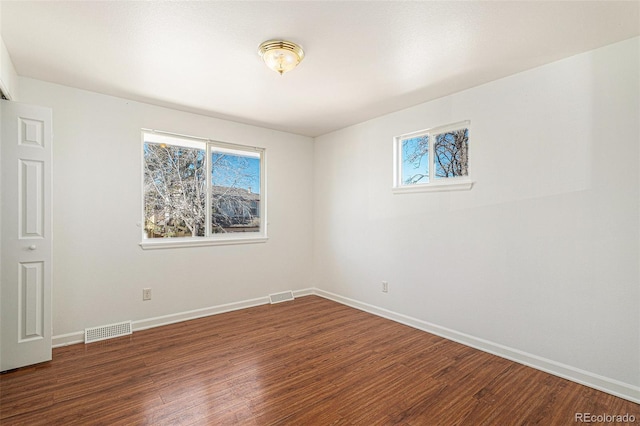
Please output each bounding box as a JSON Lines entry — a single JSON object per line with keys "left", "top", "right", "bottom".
{"left": 1, "top": 295, "right": 638, "bottom": 425}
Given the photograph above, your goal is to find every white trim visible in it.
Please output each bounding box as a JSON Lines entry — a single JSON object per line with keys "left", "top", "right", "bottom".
{"left": 292, "top": 288, "right": 315, "bottom": 298}
{"left": 132, "top": 296, "right": 269, "bottom": 331}
{"left": 52, "top": 331, "right": 85, "bottom": 348}
{"left": 396, "top": 120, "right": 471, "bottom": 141}
{"left": 51, "top": 287, "right": 640, "bottom": 404}
{"left": 0, "top": 39, "right": 17, "bottom": 100}
{"left": 141, "top": 128, "right": 263, "bottom": 153}
{"left": 141, "top": 129, "right": 267, "bottom": 246}
{"left": 392, "top": 180, "right": 474, "bottom": 194}
{"left": 52, "top": 295, "right": 272, "bottom": 346}
{"left": 312, "top": 288, "right": 640, "bottom": 404}
{"left": 140, "top": 236, "right": 268, "bottom": 250}
{"left": 0, "top": 80, "right": 11, "bottom": 100}
{"left": 393, "top": 120, "right": 472, "bottom": 192}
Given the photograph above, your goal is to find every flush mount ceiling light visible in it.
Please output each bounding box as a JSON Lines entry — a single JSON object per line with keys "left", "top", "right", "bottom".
{"left": 258, "top": 40, "right": 305, "bottom": 75}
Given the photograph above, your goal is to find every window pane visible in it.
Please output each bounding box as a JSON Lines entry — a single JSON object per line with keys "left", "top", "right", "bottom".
{"left": 211, "top": 150, "right": 261, "bottom": 234}
{"left": 143, "top": 142, "right": 206, "bottom": 238}
{"left": 401, "top": 135, "right": 429, "bottom": 185}
{"left": 434, "top": 128, "right": 469, "bottom": 179}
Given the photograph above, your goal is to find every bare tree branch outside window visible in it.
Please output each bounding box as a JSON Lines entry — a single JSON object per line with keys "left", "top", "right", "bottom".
{"left": 402, "top": 135, "right": 429, "bottom": 185}
{"left": 401, "top": 126, "right": 469, "bottom": 185}
{"left": 144, "top": 143, "right": 206, "bottom": 237}
{"left": 143, "top": 141, "right": 261, "bottom": 239}
{"left": 434, "top": 129, "right": 469, "bottom": 178}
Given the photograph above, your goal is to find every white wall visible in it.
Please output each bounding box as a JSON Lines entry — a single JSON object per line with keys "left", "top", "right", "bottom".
{"left": 0, "top": 39, "right": 16, "bottom": 100}
{"left": 313, "top": 37, "right": 639, "bottom": 394}
{"left": 11, "top": 36, "right": 639, "bottom": 402}
{"left": 16, "top": 78, "right": 314, "bottom": 339}
{"left": 0, "top": 0, "right": 18, "bottom": 101}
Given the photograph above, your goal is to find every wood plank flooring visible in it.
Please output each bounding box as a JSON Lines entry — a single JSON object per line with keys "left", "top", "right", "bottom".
{"left": 1, "top": 296, "right": 638, "bottom": 425}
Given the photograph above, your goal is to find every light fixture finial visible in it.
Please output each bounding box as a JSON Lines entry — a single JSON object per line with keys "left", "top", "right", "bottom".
{"left": 258, "top": 40, "right": 305, "bottom": 75}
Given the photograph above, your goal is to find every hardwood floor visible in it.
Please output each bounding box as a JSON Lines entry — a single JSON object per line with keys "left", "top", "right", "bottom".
{"left": 1, "top": 296, "right": 638, "bottom": 425}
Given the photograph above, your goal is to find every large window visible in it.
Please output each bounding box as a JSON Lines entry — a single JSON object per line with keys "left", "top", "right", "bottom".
{"left": 393, "top": 121, "right": 473, "bottom": 193}
{"left": 141, "top": 131, "right": 265, "bottom": 248}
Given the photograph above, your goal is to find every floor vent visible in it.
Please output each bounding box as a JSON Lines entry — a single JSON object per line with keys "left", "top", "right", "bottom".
{"left": 269, "top": 291, "right": 294, "bottom": 304}
{"left": 85, "top": 320, "right": 132, "bottom": 344}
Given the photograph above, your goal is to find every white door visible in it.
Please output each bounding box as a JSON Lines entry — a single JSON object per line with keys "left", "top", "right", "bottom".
{"left": 1, "top": 100, "right": 52, "bottom": 371}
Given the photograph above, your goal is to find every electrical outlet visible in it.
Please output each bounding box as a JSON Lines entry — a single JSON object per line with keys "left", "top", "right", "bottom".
{"left": 143, "top": 288, "right": 152, "bottom": 301}
{"left": 382, "top": 281, "right": 388, "bottom": 293}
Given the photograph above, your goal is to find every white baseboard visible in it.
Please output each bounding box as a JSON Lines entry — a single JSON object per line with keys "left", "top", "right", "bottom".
{"left": 312, "top": 288, "right": 640, "bottom": 405}
{"left": 292, "top": 288, "right": 315, "bottom": 298}
{"left": 51, "top": 287, "right": 639, "bottom": 404}
{"left": 132, "top": 296, "right": 270, "bottom": 332}
{"left": 51, "top": 331, "right": 85, "bottom": 347}
{"left": 52, "top": 295, "right": 271, "bottom": 348}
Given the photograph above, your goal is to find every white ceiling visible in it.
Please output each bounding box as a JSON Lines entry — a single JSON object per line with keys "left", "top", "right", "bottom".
{"left": 2, "top": 1, "right": 639, "bottom": 137}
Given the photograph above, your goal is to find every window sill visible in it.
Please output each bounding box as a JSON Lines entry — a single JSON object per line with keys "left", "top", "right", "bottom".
{"left": 140, "top": 235, "right": 268, "bottom": 250}
{"left": 392, "top": 180, "right": 474, "bottom": 194}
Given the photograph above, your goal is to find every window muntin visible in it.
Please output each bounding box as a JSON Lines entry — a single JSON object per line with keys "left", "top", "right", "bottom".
{"left": 142, "top": 131, "right": 265, "bottom": 247}
{"left": 394, "top": 121, "right": 472, "bottom": 192}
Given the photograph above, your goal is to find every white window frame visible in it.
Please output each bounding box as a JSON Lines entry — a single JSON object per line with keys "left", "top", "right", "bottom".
{"left": 393, "top": 120, "right": 474, "bottom": 194}
{"left": 140, "top": 130, "right": 267, "bottom": 250}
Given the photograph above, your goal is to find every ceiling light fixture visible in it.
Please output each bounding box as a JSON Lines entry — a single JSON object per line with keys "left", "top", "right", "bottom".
{"left": 258, "top": 40, "right": 305, "bottom": 75}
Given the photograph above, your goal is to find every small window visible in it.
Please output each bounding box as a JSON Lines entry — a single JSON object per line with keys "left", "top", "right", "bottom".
{"left": 393, "top": 121, "right": 473, "bottom": 193}
{"left": 141, "top": 131, "right": 266, "bottom": 249}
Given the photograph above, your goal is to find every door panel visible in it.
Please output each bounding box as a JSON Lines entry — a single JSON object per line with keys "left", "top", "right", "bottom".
{"left": 20, "top": 261, "right": 44, "bottom": 341}
{"left": 1, "top": 100, "right": 52, "bottom": 371}
{"left": 20, "top": 159, "right": 45, "bottom": 238}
